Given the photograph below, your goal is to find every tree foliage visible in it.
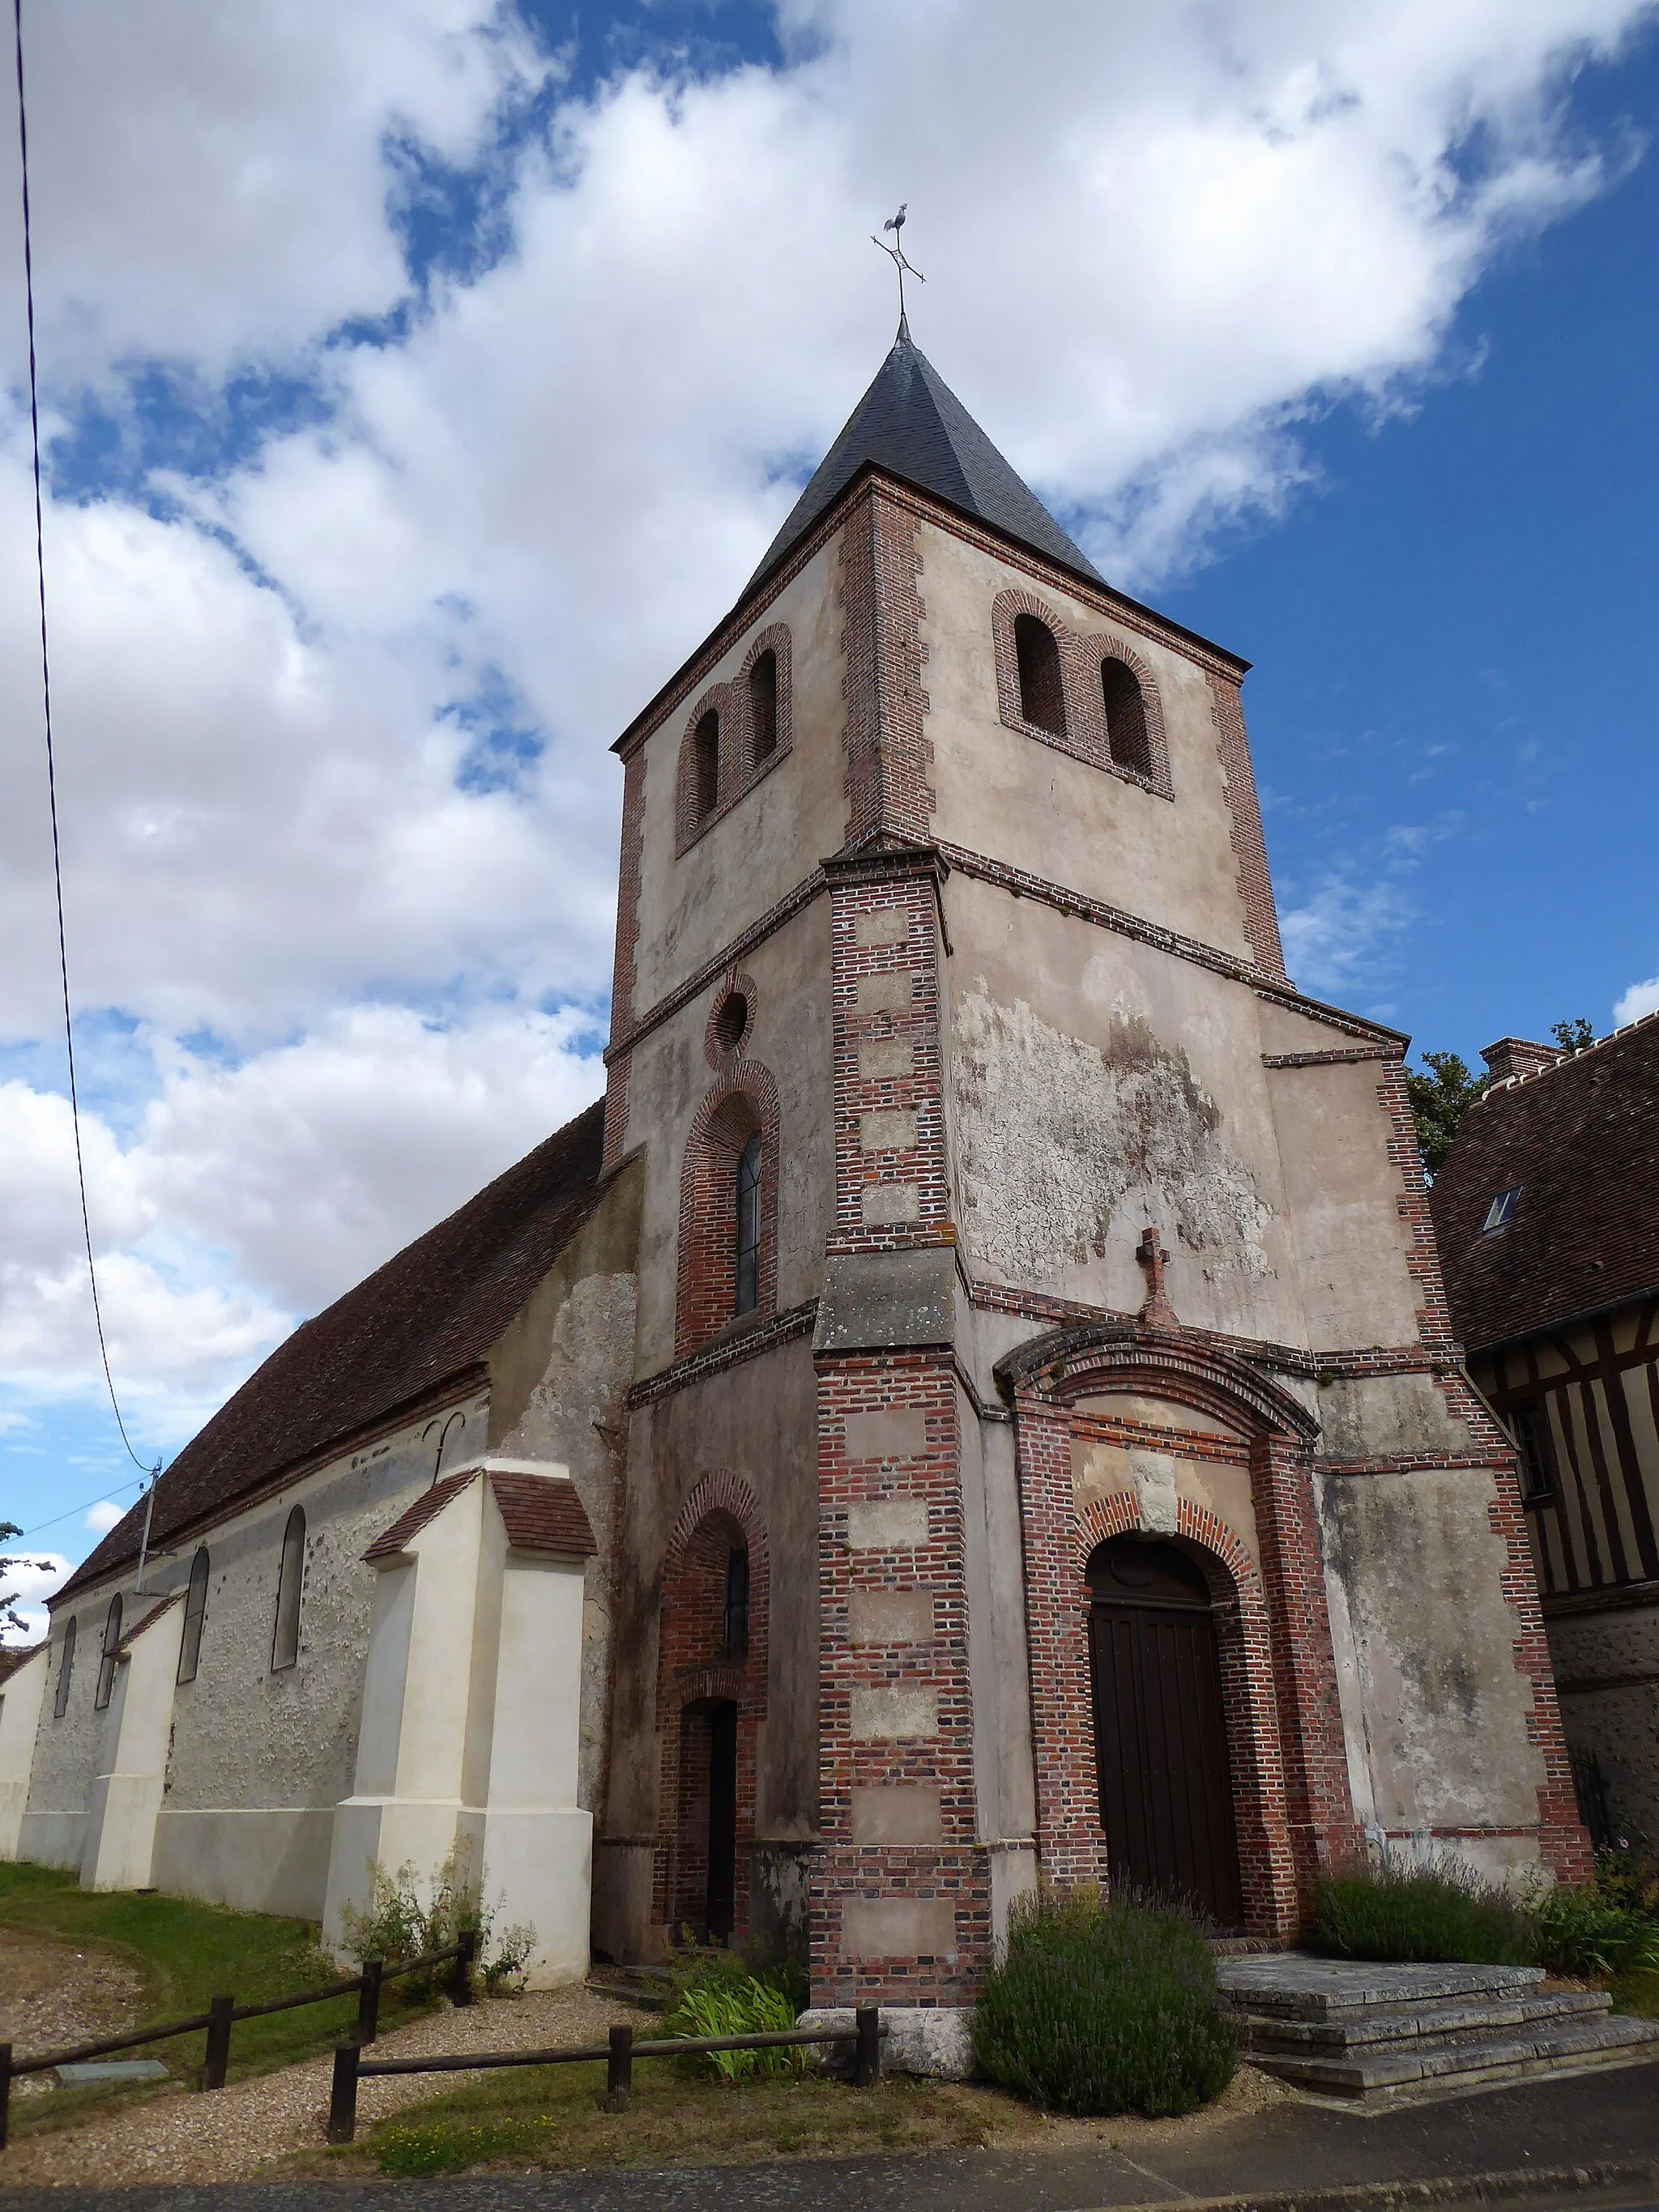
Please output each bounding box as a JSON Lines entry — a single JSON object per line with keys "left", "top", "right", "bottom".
{"left": 1551, "top": 1016, "right": 1595, "bottom": 1053}
{"left": 1405, "top": 1051, "right": 1486, "bottom": 1176}
{"left": 0, "top": 1521, "right": 50, "bottom": 1644}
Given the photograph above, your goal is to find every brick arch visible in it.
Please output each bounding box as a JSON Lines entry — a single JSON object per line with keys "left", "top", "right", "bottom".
{"left": 675, "top": 626, "right": 794, "bottom": 853}
{"left": 675, "top": 1062, "right": 781, "bottom": 1356}
{"left": 1068, "top": 1491, "right": 1298, "bottom": 1934}
{"left": 704, "top": 968, "right": 759, "bottom": 1073}
{"left": 1004, "top": 1325, "right": 1350, "bottom": 1934}
{"left": 991, "top": 586, "right": 1174, "bottom": 799}
{"left": 654, "top": 1473, "right": 770, "bottom": 1940}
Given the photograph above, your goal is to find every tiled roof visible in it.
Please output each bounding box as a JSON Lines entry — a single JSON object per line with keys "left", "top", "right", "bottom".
{"left": 748, "top": 325, "right": 1104, "bottom": 595}
{"left": 0, "top": 1643, "right": 42, "bottom": 1683}
{"left": 61, "top": 1101, "right": 607, "bottom": 1601}
{"left": 364, "top": 1465, "right": 597, "bottom": 1565}
{"left": 1431, "top": 1011, "right": 1659, "bottom": 1353}
{"left": 489, "top": 1472, "right": 596, "bottom": 1559}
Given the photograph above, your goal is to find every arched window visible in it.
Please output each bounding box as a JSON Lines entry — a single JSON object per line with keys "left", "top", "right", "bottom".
{"left": 271, "top": 1506, "right": 306, "bottom": 1672}
{"left": 177, "top": 1546, "right": 210, "bottom": 1684}
{"left": 722, "top": 1546, "right": 750, "bottom": 1660}
{"left": 53, "top": 1617, "right": 76, "bottom": 1718}
{"left": 1102, "top": 657, "right": 1151, "bottom": 774}
{"left": 694, "top": 710, "right": 720, "bottom": 819}
{"left": 748, "top": 650, "right": 778, "bottom": 763}
{"left": 1014, "top": 613, "right": 1066, "bottom": 738}
{"left": 94, "top": 1593, "right": 123, "bottom": 1710}
{"left": 734, "top": 1130, "right": 762, "bottom": 1317}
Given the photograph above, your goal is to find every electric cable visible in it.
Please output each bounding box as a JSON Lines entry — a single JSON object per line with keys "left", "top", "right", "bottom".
{"left": 12, "top": 0, "right": 155, "bottom": 1477}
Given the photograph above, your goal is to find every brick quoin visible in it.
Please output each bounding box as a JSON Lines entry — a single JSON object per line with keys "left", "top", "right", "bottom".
{"left": 838, "top": 487, "right": 933, "bottom": 846}
{"left": 812, "top": 1350, "right": 991, "bottom": 2006}
{"left": 1207, "top": 671, "right": 1286, "bottom": 981}
{"left": 603, "top": 745, "right": 646, "bottom": 1171}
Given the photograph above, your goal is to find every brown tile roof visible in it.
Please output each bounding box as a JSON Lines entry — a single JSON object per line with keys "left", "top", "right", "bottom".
{"left": 0, "top": 1643, "right": 43, "bottom": 1683}
{"left": 488, "top": 1472, "right": 596, "bottom": 1558}
{"left": 1431, "top": 1012, "right": 1659, "bottom": 1353}
{"left": 363, "top": 1468, "right": 479, "bottom": 1563}
{"left": 61, "top": 1100, "right": 607, "bottom": 1602}
{"left": 364, "top": 1465, "right": 597, "bottom": 1565}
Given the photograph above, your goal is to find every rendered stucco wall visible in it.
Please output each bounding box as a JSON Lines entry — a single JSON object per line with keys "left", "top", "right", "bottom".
{"left": 0, "top": 1649, "right": 49, "bottom": 1859}
{"left": 1319, "top": 1464, "right": 1549, "bottom": 1880}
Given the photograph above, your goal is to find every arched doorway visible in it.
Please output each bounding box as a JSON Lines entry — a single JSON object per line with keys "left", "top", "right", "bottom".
{"left": 1087, "top": 1534, "right": 1244, "bottom": 1929}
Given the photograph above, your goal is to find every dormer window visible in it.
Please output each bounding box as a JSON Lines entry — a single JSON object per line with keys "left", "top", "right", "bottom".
{"left": 1014, "top": 613, "right": 1066, "bottom": 738}
{"left": 1482, "top": 1187, "right": 1521, "bottom": 1234}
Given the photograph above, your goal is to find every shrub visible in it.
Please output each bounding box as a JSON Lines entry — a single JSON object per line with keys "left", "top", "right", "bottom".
{"left": 1529, "top": 1855, "right": 1659, "bottom": 1978}
{"left": 1312, "top": 1848, "right": 1533, "bottom": 1966}
{"left": 664, "top": 1969, "right": 808, "bottom": 2079}
{"left": 972, "top": 1886, "right": 1237, "bottom": 2118}
{"left": 336, "top": 1848, "right": 536, "bottom": 1996}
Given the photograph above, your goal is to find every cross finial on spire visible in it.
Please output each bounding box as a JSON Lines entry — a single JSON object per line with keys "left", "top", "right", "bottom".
{"left": 872, "top": 205, "right": 925, "bottom": 335}
{"left": 1135, "top": 1225, "right": 1178, "bottom": 1331}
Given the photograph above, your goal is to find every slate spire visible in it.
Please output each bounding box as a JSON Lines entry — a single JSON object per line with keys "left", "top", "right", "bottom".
{"left": 747, "top": 324, "right": 1103, "bottom": 594}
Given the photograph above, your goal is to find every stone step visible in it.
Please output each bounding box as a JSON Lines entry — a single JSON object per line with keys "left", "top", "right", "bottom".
{"left": 1216, "top": 1957, "right": 1545, "bottom": 2021}
{"left": 1248, "top": 2010, "right": 1659, "bottom": 2102}
{"left": 1243, "top": 1986, "right": 1611, "bottom": 2053}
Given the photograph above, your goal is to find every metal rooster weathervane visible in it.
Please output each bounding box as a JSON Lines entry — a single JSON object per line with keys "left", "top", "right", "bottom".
{"left": 872, "top": 205, "right": 925, "bottom": 329}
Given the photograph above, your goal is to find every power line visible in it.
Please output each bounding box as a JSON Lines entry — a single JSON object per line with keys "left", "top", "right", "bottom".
{"left": 19, "top": 1478, "right": 146, "bottom": 1544}
{"left": 12, "top": 0, "right": 154, "bottom": 1477}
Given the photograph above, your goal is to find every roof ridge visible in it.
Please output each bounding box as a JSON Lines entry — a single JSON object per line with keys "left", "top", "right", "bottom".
{"left": 1474, "top": 1004, "right": 1659, "bottom": 1104}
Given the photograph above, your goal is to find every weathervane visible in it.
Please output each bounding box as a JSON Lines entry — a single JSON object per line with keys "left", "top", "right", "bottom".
{"left": 872, "top": 205, "right": 925, "bottom": 331}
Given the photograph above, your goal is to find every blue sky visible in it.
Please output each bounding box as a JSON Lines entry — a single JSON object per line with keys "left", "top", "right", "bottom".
{"left": 2, "top": 0, "right": 1657, "bottom": 1606}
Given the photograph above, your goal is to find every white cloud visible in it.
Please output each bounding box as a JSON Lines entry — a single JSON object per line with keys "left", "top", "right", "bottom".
{"left": 83, "top": 1501, "right": 125, "bottom": 1535}
{"left": 0, "top": 0, "right": 1651, "bottom": 1499}
{"left": 1613, "top": 975, "right": 1659, "bottom": 1026}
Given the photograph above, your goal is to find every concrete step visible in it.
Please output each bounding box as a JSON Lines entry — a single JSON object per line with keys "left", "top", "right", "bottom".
{"left": 1248, "top": 2010, "right": 1659, "bottom": 2103}
{"left": 1215, "top": 1956, "right": 1546, "bottom": 2021}
{"left": 1243, "top": 1987, "right": 1612, "bottom": 2054}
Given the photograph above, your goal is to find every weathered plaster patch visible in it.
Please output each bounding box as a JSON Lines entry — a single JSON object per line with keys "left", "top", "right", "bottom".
{"left": 953, "top": 986, "right": 1270, "bottom": 1290}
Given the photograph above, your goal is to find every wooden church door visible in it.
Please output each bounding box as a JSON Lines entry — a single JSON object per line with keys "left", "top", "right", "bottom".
{"left": 1087, "top": 1535, "right": 1244, "bottom": 1929}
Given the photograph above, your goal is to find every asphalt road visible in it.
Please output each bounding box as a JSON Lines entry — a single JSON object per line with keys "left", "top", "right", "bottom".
{"left": 5, "top": 2060, "right": 1657, "bottom": 2212}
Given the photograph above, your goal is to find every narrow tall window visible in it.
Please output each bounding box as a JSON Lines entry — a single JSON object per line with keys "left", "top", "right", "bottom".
{"left": 177, "top": 1546, "right": 210, "bottom": 1685}
{"left": 748, "top": 650, "right": 778, "bottom": 762}
{"left": 694, "top": 710, "right": 720, "bottom": 819}
{"left": 1511, "top": 1408, "right": 1555, "bottom": 1504}
{"left": 271, "top": 1506, "right": 306, "bottom": 1672}
{"left": 723, "top": 1546, "right": 750, "bottom": 1660}
{"left": 1014, "top": 613, "right": 1065, "bottom": 738}
{"left": 1102, "top": 658, "right": 1151, "bottom": 775}
{"left": 53, "top": 1617, "right": 76, "bottom": 1718}
{"left": 735, "top": 1130, "right": 761, "bottom": 1317}
{"left": 94, "top": 1593, "right": 123, "bottom": 1710}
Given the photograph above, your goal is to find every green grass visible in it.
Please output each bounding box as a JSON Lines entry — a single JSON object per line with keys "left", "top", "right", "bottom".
{"left": 1612, "top": 1967, "right": 1659, "bottom": 2020}
{"left": 352, "top": 2057, "right": 1034, "bottom": 2178}
{"left": 0, "top": 1860, "right": 434, "bottom": 2096}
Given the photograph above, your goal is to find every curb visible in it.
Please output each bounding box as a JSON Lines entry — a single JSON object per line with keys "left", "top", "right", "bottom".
{"left": 1082, "top": 2160, "right": 1659, "bottom": 2212}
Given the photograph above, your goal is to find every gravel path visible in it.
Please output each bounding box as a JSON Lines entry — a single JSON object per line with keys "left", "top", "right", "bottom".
{"left": 0, "top": 1927, "right": 147, "bottom": 2100}
{"left": 0, "top": 1982, "right": 640, "bottom": 2187}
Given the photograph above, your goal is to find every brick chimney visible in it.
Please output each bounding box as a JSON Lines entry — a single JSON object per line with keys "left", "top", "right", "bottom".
{"left": 1480, "top": 1036, "right": 1561, "bottom": 1084}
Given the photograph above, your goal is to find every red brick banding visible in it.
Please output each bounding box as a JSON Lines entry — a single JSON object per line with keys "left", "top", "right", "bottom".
{"left": 1207, "top": 671, "right": 1286, "bottom": 980}
{"left": 838, "top": 488, "right": 933, "bottom": 846}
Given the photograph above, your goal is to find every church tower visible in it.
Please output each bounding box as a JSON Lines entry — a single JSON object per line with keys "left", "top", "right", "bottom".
{"left": 596, "top": 326, "right": 1587, "bottom": 2007}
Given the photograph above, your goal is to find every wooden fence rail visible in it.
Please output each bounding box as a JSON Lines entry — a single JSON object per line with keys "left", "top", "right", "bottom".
{"left": 0, "top": 1931, "right": 477, "bottom": 2150}
{"left": 326, "top": 2009, "right": 885, "bottom": 2145}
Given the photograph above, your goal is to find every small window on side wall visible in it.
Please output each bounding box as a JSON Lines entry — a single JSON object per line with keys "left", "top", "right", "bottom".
{"left": 694, "top": 711, "right": 720, "bottom": 820}
{"left": 177, "top": 1546, "right": 210, "bottom": 1684}
{"left": 1013, "top": 613, "right": 1066, "bottom": 738}
{"left": 94, "top": 1593, "right": 123, "bottom": 1710}
{"left": 1511, "top": 1407, "right": 1555, "bottom": 1504}
{"left": 748, "top": 650, "right": 778, "bottom": 763}
{"left": 271, "top": 1506, "right": 306, "bottom": 1672}
{"left": 723, "top": 1546, "right": 750, "bottom": 1659}
{"left": 53, "top": 1616, "right": 76, "bottom": 1718}
{"left": 1102, "top": 658, "right": 1152, "bottom": 775}
{"left": 734, "top": 1131, "right": 762, "bottom": 1317}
